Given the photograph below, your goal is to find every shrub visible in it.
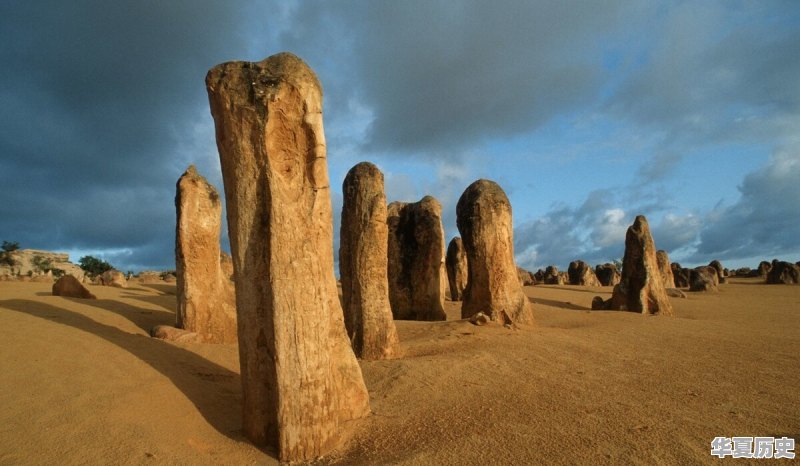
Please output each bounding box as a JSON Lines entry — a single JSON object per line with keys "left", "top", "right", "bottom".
{"left": 0, "top": 241, "right": 19, "bottom": 267}
{"left": 78, "top": 256, "right": 114, "bottom": 278}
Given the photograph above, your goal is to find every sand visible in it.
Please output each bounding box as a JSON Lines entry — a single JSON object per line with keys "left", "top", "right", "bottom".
{"left": 0, "top": 278, "right": 797, "bottom": 465}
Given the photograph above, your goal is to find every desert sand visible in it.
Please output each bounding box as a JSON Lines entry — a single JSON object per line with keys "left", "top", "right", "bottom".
{"left": 0, "top": 277, "right": 797, "bottom": 465}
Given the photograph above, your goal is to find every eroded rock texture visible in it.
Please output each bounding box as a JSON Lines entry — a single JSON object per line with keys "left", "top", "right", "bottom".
{"left": 709, "top": 260, "right": 726, "bottom": 284}
{"left": 517, "top": 267, "right": 536, "bottom": 286}
{"left": 542, "top": 265, "right": 565, "bottom": 285}
{"left": 598, "top": 216, "right": 673, "bottom": 315}
{"left": 52, "top": 275, "right": 96, "bottom": 299}
{"left": 456, "top": 180, "right": 534, "bottom": 324}
{"left": 568, "top": 260, "right": 601, "bottom": 286}
{"left": 595, "top": 263, "right": 621, "bottom": 287}
{"left": 656, "top": 250, "right": 675, "bottom": 289}
{"left": 100, "top": 270, "right": 127, "bottom": 288}
{"left": 207, "top": 52, "right": 369, "bottom": 462}
{"left": 766, "top": 261, "right": 800, "bottom": 284}
{"left": 172, "top": 165, "right": 237, "bottom": 344}
{"left": 671, "top": 262, "right": 690, "bottom": 288}
{"left": 446, "top": 237, "right": 468, "bottom": 301}
{"left": 339, "top": 162, "right": 399, "bottom": 360}
{"left": 387, "top": 197, "right": 447, "bottom": 321}
{"left": 690, "top": 266, "right": 719, "bottom": 292}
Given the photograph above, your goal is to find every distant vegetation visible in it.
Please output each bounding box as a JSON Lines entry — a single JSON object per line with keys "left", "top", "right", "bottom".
{"left": 78, "top": 255, "right": 114, "bottom": 278}
{"left": 31, "top": 254, "right": 65, "bottom": 278}
{"left": 0, "top": 241, "right": 20, "bottom": 266}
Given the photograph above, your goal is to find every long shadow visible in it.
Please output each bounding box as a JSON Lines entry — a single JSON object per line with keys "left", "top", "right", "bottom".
{"left": 78, "top": 298, "right": 175, "bottom": 334}
{"left": 531, "top": 297, "right": 591, "bottom": 311}
{"left": 540, "top": 285, "right": 611, "bottom": 295}
{"left": 0, "top": 299, "right": 276, "bottom": 460}
{"left": 120, "top": 290, "right": 177, "bottom": 313}
{"left": 140, "top": 283, "right": 177, "bottom": 295}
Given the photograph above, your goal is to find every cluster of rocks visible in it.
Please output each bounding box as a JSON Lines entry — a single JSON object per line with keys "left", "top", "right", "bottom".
{"left": 766, "top": 260, "right": 800, "bottom": 284}
{"left": 206, "top": 53, "right": 542, "bottom": 461}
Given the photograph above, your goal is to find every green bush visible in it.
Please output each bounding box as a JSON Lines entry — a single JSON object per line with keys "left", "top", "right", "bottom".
{"left": 78, "top": 256, "right": 114, "bottom": 278}
{"left": 0, "top": 241, "right": 19, "bottom": 267}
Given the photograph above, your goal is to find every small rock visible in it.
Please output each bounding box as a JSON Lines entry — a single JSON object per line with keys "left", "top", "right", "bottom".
{"left": 469, "top": 312, "right": 490, "bottom": 326}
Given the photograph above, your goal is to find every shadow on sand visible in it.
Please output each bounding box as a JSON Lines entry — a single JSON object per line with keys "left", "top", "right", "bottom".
{"left": 530, "top": 297, "right": 591, "bottom": 311}
{"left": 540, "top": 285, "right": 612, "bottom": 295}
{"left": 0, "top": 298, "right": 275, "bottom": 460}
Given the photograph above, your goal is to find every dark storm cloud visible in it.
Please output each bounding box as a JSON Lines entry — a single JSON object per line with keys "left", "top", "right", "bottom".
{"left": 0, "top": 1, "right": 276, "bottom": 270}
{"left": 281, "top": 0, "right": 643, "bottom": 155}
{"left": 609, "top": 1, "right": 800, "bottom": 146}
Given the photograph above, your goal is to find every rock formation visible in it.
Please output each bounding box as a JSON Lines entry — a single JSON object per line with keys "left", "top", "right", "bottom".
{"left": 387, "top": 197, "right": 447, "bottom": 321}
{"left": 170, "top": 165, "right": 237, "bottom": 345}
{"left": 656, "top": 250, "right": 675, "bottom": 289}
{"left": 456, "top": 179, "right": 534, "bottom": 324}
{"left": 206, "top": 52, "right": 369, "bottom": 462}
{"left": 594, "top": 216, "right": 673, "bottom": 315}
{"left": 542, "top": 265, "right": 565, "bottom": 285}
{"left": 339, "top": 162, "right": 399, "bottom": 360}
{"left": 756, "top": 261, "right": 772, "bottom": 277}
{"left": 708, "top": 260, "right": 726, "bottom": 284}
{"left": 594, "top": 263, "right": 621, "bottom": 287}
{"left": 766, "top": 261, "right": 800, "bottom": 284}
{"left": 567, "top": 260, "right": 600, "bottom": 286}
{"left": 52, "top": 275, "right": 96, "bottom": 299}
{"left": 0, "top": 249, "right": 84, "bottom": 281}
{"left": 690, "top": 266, "right": 720, "bottom": 292}
{"left": 517, "top": 267, "right": 536, "bottom": 286}
{"left": 100, "top": 270, "right": 127, "bottom": 288}
{"left": 136, "top": 271, "right": 163, "bottom": 284}
{"left": 671, "top": 262, "right": 690, "bottom": 288}
{"left": 445, "top": 237, "right": 468, "bottom": 300}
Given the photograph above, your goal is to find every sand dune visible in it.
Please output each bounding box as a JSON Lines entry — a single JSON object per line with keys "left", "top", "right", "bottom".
{"left": 1, "top": 278, "right": 797, "bottom": 465}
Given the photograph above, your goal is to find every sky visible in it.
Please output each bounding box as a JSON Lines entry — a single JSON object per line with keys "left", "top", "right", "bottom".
{"left": 1, "top": 1, "right": 798, "bottom": 273}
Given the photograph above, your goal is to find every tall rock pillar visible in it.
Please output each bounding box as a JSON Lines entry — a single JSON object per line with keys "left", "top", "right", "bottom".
{"left": 206, "top": 53, "right": 369, "bottom": 462}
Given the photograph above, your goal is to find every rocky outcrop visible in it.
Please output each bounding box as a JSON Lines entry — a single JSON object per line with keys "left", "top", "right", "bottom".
{"left": 456, "top": 180, "right": 533, "bottom": 324}
{"left": 169, "top": 165, "right": 237, "bottom": 345}
{"left": 671, "top": 262, "right": 690, "bottom": 288}
{"left": 207, "top": 52, "right": 369, "bottom": 462}
{"left": 656, "top": 250, "right": 675, "bottom": 288}
{"left": 594, "top": 216, "right": 673, "bottom": 316}
{"left": 52, "top": 275, "right": 96, "bottom": 299}
{"left": 517, "top": 267, "right": 536, "bottom": 286}
{"left": 567, "top": 260, "right": 600, "bottom": 286}
{"left": 387, "top": 197, "right": 447, "bottom": 321}
{"left": 339, "top": 162, "right": 399, "bottom": 360}
{"left": 708, "top": 260, "right": 726, "bottom": 284}
{"left": 100, "top": 270, "right": 127, "bottom": 288}
{"left": 594, "top": 263, "right": 621, "bottom": 287}
{"left": 690, "top": 266, "right": 719, "bottom": 292}
{"left": 136, "top": 271, "right": 163, "bottom": 284}
{"left": 445, "top": 237, "right": 468, "bottom": 300}
{"left": 756, "top": 261, "right": 772, "bottom": 277}
{"left": 766, "top": 261, "right": 800, "bottom": 284}
{"left": 0, "top": 249, "right": 84, "bottom": 281}
{"left": 542, "top": 265, "right": 565, "bottom": 285}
